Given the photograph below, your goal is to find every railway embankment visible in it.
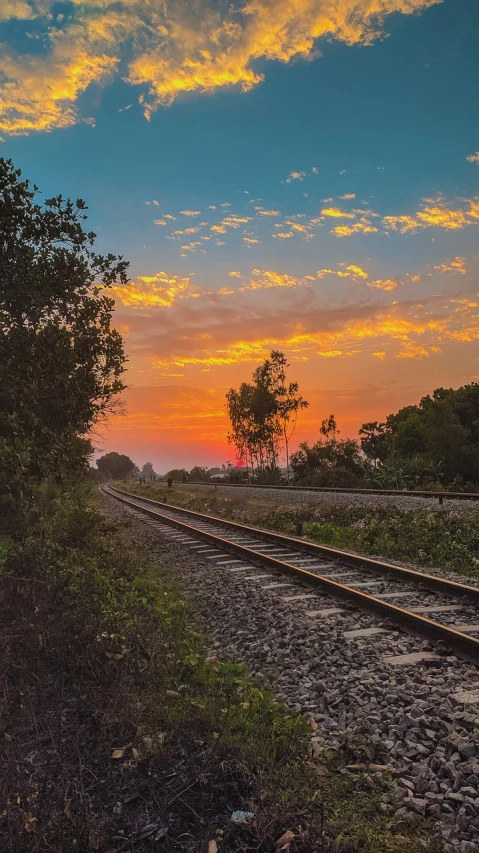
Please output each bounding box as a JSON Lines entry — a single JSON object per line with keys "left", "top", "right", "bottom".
{"left": 0, "top": 487, "right": 442, "bottom": 853}
{"left": 120, "top": 481, "right": 479, "bottom": 581}
{"left": 103, "top": 486, "right": 479, "bottom": 853}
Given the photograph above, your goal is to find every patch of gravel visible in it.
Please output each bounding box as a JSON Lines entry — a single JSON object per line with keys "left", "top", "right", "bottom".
{"left": 177, "top": 482, "right": 478, "bottom": 513}
{"left": 102, "top": 491, "right": 479, "bottom": 853}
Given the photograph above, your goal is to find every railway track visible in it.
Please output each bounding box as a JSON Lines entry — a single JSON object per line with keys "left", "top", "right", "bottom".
{"left": 103, "top": 483, "right": 479, "bottom": 671}
{"left": 172, "top": 480, "right": 479, "bottom": 503}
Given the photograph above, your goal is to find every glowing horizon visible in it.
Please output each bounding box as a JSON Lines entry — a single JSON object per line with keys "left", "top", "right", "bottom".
{"left": 2, "top": 0, "right": 478, "bottom": 472}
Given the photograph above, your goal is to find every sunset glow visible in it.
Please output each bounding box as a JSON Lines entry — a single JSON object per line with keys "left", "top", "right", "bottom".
{"left": 2, "top": 0, "right": 478, "bottom": 471}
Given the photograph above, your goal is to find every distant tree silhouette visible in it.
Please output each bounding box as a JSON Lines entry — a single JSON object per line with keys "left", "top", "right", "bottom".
{"left": 97, "top": 452, "right": 136, "bottom": 479}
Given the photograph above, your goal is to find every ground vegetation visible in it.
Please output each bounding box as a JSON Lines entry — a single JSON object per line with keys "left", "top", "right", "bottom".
{"left": 0, "top": 492, "right": 441, "bottom": 852}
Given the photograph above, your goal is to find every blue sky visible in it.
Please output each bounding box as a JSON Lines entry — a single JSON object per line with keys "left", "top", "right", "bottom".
{"left": 1, "top": 0, "right": 478, "bottom": 468}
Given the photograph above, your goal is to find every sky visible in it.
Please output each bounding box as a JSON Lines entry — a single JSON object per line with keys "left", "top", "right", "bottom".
{"left": 2, "top": 0, "right": 479, "bottom": 472}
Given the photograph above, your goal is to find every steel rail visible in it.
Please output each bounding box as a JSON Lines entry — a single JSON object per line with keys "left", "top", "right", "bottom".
{"left": 172, "top": 481, "right": 479, "bottom": 502}
{"left": 106, "top": 484, "right": 479, "bottom": 605}
{"left": 104, "top": 484, "right": 479, "bottom": 664}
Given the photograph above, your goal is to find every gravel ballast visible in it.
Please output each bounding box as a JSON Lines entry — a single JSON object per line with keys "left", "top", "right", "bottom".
{"left": 176, "top": 482, "right": 477, "bottom": 513}
{"left": 101, "top": 491, "right": 479, "bottom": 853}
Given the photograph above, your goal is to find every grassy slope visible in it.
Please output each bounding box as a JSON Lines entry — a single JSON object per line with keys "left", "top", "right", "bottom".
{"left": 0, "top": 489, "right": 441, "bottom": 852}
{"left": 120, "top": 481, "right": 479, "bottom": 579}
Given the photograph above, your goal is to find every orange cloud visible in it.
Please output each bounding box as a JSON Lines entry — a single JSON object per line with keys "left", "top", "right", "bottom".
{"left": 467, "top": 152, "right": 479, "bottom": 164}
{"left": 286, "top": 171, "right": 306, "bottom": 182}
{"left": 112, "top": 271, "right": 196, "bottom": 308}
{"left": 368, "top": 278, "right": 403, "bottom": 291}
{"left": 434, "top": 257, "right": 466, "bottom": 275}
{"left": 112, "top": 262, "right": 478, "bottom": 379}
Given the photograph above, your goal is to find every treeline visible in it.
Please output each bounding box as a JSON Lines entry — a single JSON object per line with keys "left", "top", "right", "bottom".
{"left": 288, "top": 386, "right": 479, "bottom": 491}
{"left": 225, "top": 353, "right": 479, "bottom": 490}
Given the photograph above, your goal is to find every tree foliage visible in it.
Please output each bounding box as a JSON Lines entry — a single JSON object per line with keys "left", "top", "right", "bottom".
{"left": 189, "top": 466, "right": 211, "bottom": 482}
{"left": 291, "top": 432, "right": 368, "bottom": 487}
{"left": 0, "top": 158, "right": 129, "bottom": 533}
{"left": 226, "top": 351, "right": 308, "bottom": 480}
{"left": 97, "top": 452, "right": 136, "bottom": 480}
{"left": 375, "top": 384, "right": 479, "bottom": 489}
{"left": 141, "top": 461, "right": 157, "bottom": 480}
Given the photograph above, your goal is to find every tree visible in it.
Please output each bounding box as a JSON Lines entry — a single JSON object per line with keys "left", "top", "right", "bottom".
{"left": 291, "top": 414, "right": 369, "bottom": 486}
{"left": 97, "top": 452, "right": 136, "bottom": 479}
{"left": 141, "top": 461, "right": 156, "bottom": 480}
{"left": 189, "top": 466, "right": 211, "bottom": 482}
{"left": 358, "top": 421, "right": 387, "bottom": 465}
{"left": 291, "top": 434, "right": 368, "bottom": 487}
{"left": 0, "top": 158, "right": 129, "bottom": 533}
{"left": 226, "top": 351, "right": 308, "bottom": 480}
{"left": 319, "top": 414, "right": 338, "bottom": 438}
{"left": 226, "top": 381, "right": 278, "bottom": 476}
{"left": 374, "top": 384, "right": 479, "bottom": 489}
{"left": 253, "top": 351, "right": 308, "bottom": 481}
{"left": 166, "top": 469, "right": 186, "bottom": 481}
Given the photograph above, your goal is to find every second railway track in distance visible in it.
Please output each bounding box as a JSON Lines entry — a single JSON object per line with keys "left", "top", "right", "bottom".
{"left": 103, "top": 483, "right": 479, "bottom": 675}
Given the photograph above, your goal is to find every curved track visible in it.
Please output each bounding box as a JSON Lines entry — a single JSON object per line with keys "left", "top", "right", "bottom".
{"left": 103, "top": 483, "right": 479, "bottom": 664}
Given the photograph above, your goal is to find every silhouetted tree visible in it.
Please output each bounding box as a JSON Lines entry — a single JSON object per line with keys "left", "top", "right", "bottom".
{"left": 97, "top": 452, "right": 136, "bottom": 479}
{"left": 0, "top": 158, "right": 129, "bottom": 535}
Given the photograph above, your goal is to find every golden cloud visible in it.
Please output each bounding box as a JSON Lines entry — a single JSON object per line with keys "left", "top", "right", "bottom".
{"left": 272, "top": 230, "right": 294, "bottom": 239}
{"left": 222, "top": 215, "right": 251, "bottom": 227}
{"left": 331, "top": 219, "right": 379, "bottom": 236}
{"left": 111, "top": 261, "right": 478, "bottom": 382}
{"left": 180, "top": 210, "right": 201, "bottom": 216}
{"left": 0, "top": 39, "right": 118, "bottom": 134}
{"left": 321, "top": 207, "right": 356, "bottom": 219}
{"left": 434, "top": 256, "right": 466, "bottom": 275}
{"left": 368, "top": 278, "right": 402, "bottom": 291}
{"left": 382, "top": 198, "right": 479, "bottom": 233}
{"left": 255, "top": 208, "right": 281, "bottom": 216}
{"left": 112, "top": 271, "right": 196, "bottom": 308}
{"left": 467, "top": 152, "right": 479, "bottom": 164}
{"left": 1, "top": 0, "right": 442, "bottom": 134}
{"left": 317, "top": 264, "right": 368, "bottom": 279}
{"left": 345, "top": 264, "right": 368, "bottom": 279}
